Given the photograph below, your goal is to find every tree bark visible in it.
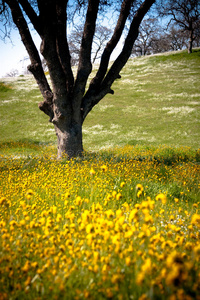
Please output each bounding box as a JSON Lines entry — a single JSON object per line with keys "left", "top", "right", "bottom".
{"left": 188, "top": 29, "right": 194, "bottom": 53}
{"left": 55, "top": 121, "right": 83, "bottom": 159}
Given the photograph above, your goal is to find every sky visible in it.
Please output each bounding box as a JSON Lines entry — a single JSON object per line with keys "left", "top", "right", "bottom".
{"left": 0, "top": 27, "right": 41, "bottom": 78}
{"left": 0, "top": 6, "right": 124, "bottom": 79}
{"left": 0, "top": 28, "right": 123, "bottom": 79}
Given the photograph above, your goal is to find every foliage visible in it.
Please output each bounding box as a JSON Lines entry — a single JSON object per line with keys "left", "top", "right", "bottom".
{"left": 0, "top": 145, "right": 200, "bottom": 299}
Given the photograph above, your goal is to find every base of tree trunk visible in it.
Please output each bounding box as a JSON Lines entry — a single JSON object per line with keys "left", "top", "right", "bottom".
{"left": 55, "top": 123, "right": 83, "bottom": 159}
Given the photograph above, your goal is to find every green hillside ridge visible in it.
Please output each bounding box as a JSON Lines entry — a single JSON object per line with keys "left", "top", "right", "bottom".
{"left": 0, "top": 49, "right": 199, "bottom": 155}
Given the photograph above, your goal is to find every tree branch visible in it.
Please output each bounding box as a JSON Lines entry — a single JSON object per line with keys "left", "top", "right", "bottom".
{"left": 55, "top": 0, "right": 74, "bottom": 94}
{"left": 85, "top": 0, "right": 135, "bottom": 96}
{"left": 17, "top": 0, "right": 42, "bottom": 34}
{"left": 101, "top": 0, "right": 156, "bottom": 90}
{"left": 72, "top": 0, "right": 100, "bottom": 107}
{"left": 5, "top": 0, "right": 53, "bottom": 120}
{"left": 81, "top": 0, "right": 155, "bottom": 121}
{"left": 37, "top": 0, "right": 69, "bottom": 99}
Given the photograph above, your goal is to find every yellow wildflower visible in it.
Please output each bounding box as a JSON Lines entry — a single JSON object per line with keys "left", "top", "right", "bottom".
{"left": 129, "top": 208, "right": 138, "bottom": 222}
{"left": 136, "top": 272, "right": 144, "bottom": 285}
{"left": 156, "top": 193, "right": 167, "bottom": 204}
{"left": 125, "top": 256, "right": 131, "bottom": 266}
{"left": 24, "top": 276, "right": 31, "bottom": 287}
{"left": 120, "top": 182, "right": 125, "bottom": 188}
{"left": 105, "top": 209, "right": 114, "bottom": 219}
{"left": 116, "top": 209, "right": 123, "bottom": 218}
{"left": 86, "top": 223, "right": 94, "bottom": 234}
{"left": 136, "top": 184, "right": 144, "bottom": 192}
{"left": 137, "top": 190, "right": 143, "bottom": 198}
{"left": 26, "top": 189, "right": 34, "bottom": 196}
{"left": 141, "top": 258, "right": 152, "bottom": 274}
{"left": 116, "top": 192, "right": 122, "bottom": 200}
{"left": 191, "top": 213, "right": 200, "bottom": 227}
{"left": 112, "top": 191, "right": 117, "bottom": 198}
{"left": 0, "top": 197, "right": 6, "bottom": 205}
{"left": 101, "top": 165, "right": 108, "bottom": 172}
{"left": 89, "top": 167, "right": 95, "bottom": 175}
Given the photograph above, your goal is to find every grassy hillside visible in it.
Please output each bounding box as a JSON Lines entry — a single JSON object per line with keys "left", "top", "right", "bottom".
{"left": 0, "top": 49, "right": 200, "bottom": 155}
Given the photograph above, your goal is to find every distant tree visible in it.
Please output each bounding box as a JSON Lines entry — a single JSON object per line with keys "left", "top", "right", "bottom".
{"left": 68, "top": 25, "right": 112, "bottom": 65}
{"left": 193, "top": 20, "right": 200, "bottom": 47}
{"left": 131, "top": 18, "right": 161, "bottom": 56}
{"left": 91, "top": 25, "right": 113, "bottom": 63}
{"left": 150, "top": 33, "right": 171, "bottom": 54}
{"left": 67, "top": 25, "right": 83, "bottom": 66}
{"left": 6, "top": 68, "right": 19, "bottom": 77}
{"left": 158, "top": 0, "right": 200, "bottom": 53}
{"left": 150, "top": 25, "right": 188, "bottom": 54}
{"left": 0, "top": 0, "right": 155, "bottom": 158}
{"left": 167, "top": 25, "right": 188, "bottom": 51}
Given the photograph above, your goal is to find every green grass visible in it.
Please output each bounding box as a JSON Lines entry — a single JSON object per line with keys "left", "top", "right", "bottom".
{"left": 0, "top": 49, "right": 200, "bottom": 155}
{"left": 84, "top": 49, "right": 200, "bottom": 150}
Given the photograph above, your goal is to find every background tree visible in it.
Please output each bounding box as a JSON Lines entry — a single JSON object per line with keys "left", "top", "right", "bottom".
{"left": 158, "top": 0, "right": 200, "bottom": 53}
{"left": 68, "top": 24, "right": 112, "bottom": 65}
{"left": 131, "top": 18, "right": 162, "bottom": 56}
{"left": 166, "top": 25, "right": 188, "bottom": 51}
{"left": 193, "top": 19, "right": 200, "bottom": 48}
{"left": 0, "top": 0, "right": 155, "bottom": 158}
{"left": 91, "top": 25, "right": 113, "bottom": 64}
{"left": 150, "top": 25, "right": 189, "bottom": 54}
{"left": 5, "top": 68, "right": 19, "bottom": 77}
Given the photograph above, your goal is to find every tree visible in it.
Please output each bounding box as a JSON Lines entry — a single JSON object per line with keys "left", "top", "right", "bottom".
{"left": 158, "top": 0, "right": 200, "bottom": 53}
{"left": 167, "top": 25, "right": 188, "bottom": 51}
{"left": 150, "top": 25, "right": 188, "bottom": 54}
{"left": 5, "top": 68, "right": 19, "bottom": 77}
{"left": 0, "top": 0, "right": 155, "bottom": 158}
{"left": 69, "top": 24, "right": 112, "bottom": 65}
{"left": 131, "top": 18, "right": 161, "bottom": 56}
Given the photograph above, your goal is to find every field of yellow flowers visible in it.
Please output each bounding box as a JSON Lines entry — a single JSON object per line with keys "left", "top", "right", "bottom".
{"left": 0, "top": 145, "right": 200, "bottom": 300}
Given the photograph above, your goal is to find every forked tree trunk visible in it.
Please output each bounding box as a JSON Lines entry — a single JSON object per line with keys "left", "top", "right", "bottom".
{"left": 5, "top": 0, "right": 156, "bottom": 159}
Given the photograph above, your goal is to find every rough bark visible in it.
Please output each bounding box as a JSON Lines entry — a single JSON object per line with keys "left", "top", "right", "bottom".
{"left": 188, "top": 29, "right": 194, "bottom": 53}
{"left": 5, "top": 0, "right": 53, "bottom": 120}
{"left": 55, "top": 121, "right": 83, "bottom": 159}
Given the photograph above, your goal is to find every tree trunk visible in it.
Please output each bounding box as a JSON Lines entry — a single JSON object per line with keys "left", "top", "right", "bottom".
{"left": 55, "top": 120, "right": 83, "bottom": 159}
{"left": 188, "top": 29, "right": 193, "bottom": 53}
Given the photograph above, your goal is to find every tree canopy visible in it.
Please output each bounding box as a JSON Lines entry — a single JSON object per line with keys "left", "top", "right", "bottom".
{"left": 158, "top": 0, "right": 200, "bottom": 53}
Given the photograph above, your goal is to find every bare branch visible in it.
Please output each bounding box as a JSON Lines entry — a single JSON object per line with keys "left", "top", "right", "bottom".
{"left": 82, "top": 0, "right": 155, "bottom": 121}
{"left": 73, "top": 0, "right": 100, "bottom": 108}
{"left": 86, "top": 0, "right": 135, "bottom": 95}
{"left": 4, "top": 0, "right": 53, "bottom": 119}
{"left": 18, "top": 0, "right": 42, "bottom": 34}
{"left": 55, "top": 0, "right": 74, "bottom": 94}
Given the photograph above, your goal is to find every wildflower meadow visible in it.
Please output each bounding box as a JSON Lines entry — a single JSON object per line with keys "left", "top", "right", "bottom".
{"left": 0, "top": 145, "right": 200, "bottom": 300}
